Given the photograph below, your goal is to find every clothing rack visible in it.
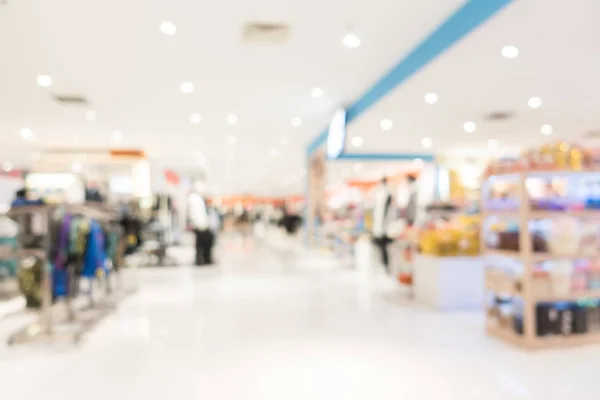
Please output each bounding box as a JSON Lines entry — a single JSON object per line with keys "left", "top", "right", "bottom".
{"left": 5, "top": 203, "right": 126, "bottom": 345}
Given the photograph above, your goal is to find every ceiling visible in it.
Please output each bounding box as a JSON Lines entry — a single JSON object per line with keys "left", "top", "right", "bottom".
{"left": 0, "top": 0, "right": 465, "bottom": 195}
{"left": 346, "top": 0, "right": 600, "bottom": 160}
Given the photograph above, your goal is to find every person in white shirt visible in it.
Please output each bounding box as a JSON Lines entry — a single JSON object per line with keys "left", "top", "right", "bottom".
{"left": 188, "top": 190, "right": 213, "bottom": 266}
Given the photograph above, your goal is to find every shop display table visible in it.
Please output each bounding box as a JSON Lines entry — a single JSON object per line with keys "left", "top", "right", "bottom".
{"left": 413, "top": 255, "right": 484, "bottom": 310}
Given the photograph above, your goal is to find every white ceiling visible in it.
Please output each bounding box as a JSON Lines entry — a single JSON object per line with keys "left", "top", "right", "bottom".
{"left": 0, "top": 0, "right": 465, "bottom": 195}
{"left": 346, "top": 0, "right": 600, "bottom": 159}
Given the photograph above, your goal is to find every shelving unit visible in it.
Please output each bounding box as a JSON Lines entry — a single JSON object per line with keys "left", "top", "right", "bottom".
{"left": 482, "top": 169, "right": 600, "bottom": 350}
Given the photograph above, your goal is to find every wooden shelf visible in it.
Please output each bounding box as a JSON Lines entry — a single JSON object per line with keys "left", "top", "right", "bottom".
{"left": 531, "top": 332, "right": 600, "bottom": 349}
{"left": 530, "top": 209, "right": 600, "bottom": 219}
{"left": 483, "top": 248, "right": 523, "bottom": 259}
{"left": 484, "top": 248, "right": 599, "bottom": 262}
{"left": 535, "top": 290, "right": 600, "bottom": 302}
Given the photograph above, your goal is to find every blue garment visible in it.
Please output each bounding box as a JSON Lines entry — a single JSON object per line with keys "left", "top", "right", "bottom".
{"left": 82, "top": 220, "right": 107, "bottom": 277}
{"left": 10, "top": 198, "right": 44, "bottom": 207}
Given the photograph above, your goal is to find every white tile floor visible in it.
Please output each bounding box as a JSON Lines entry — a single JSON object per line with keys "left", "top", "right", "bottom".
{"left": 0, "top": 233, "right": 599, "bottom": 399}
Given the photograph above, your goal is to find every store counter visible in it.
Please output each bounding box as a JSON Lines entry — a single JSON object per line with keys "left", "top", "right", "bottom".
{"left": 413, "top": 255, "right": 484, "bottom": 310}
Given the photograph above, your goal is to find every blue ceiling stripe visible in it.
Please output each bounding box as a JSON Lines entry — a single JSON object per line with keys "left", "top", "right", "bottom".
{"left": 336, "top": 153, "right": 435, "bottom": 162}
{"left": 307, "top": 0, "right": 514, "bottom": 156}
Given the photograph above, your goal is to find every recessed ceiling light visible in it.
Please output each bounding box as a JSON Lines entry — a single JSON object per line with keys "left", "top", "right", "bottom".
{"left": 342, "top": 33, "right": 361, "bottom": 48}
{"left": 351, "top": 136, "right": 364, "bottom": 148}
{"left": 353, "top": 163, "right": 363, "bottom": 172}
{"left": 2, "top": 162, "right": 12, "bottom": 172}
{"left": 190, "top": 113, "right": 202, "bottom": 124}
{"left": 86, "top": 110, "right": 96, "bottom": 121}
{"left": 291, "top": 117, "right": 302, "bottom": 128}
{"left": 488, "top": 139, "right": 499, "bottom": 149}
{"left": 380, "top": 119, "right": 393, "bottom": 131}
{"left": 311, "top": 88, "right": 324, "bottom": 98}
{"left": 20, "top": 128, "right": 34, "bottom": 140}
{"left": 160, "top": 21, "right": 177, "bottom": 36}
{"left": 180, "top": 81, "right": 194, "bottom": 94}
{"left": 421, "top": 137, "right": 433, "bottom": 149}
{"left": 424, "top": 93, "right": 438, "bottom": 104}
{"left": 463, "top": 121, "right": 477, "bottom": 133}
{"left": 226, "top": 134, "right": 237, "bottom": 144}
{"left": 112, "top": 131, "right": 122, "bottom": 142}
{"left": 541, "top": 124, "right": 553, "bottom": 136}
{"left": 36, "top": 74, "right": 52, "bottom": 87}
{"left": 227, "top": 114, "right": 238, "bottom": 125}
{"left": 501, "top": 45, "right": 519, "bottom": 59}
{"left": 270, "top": 147, "right": 280, "bottom": 157}
{"left": 528, "top": 96, "right": 542, "bottom": 109}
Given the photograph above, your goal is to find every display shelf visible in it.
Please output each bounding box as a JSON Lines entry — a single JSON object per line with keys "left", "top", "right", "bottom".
{"left": 483, "top": 168, "right": 600, "bottom": 350}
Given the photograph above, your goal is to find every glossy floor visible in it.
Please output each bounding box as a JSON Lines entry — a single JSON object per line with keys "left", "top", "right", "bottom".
{"left": 0, "top": 234, "right": 598, "bottom": 399}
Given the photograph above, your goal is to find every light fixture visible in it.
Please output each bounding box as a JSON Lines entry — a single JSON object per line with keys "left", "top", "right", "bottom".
{"left": 353, "top": 163, "right": 363, "bottom": 172}
{"left": 501, "top": 45, "right": 519, "bottom": 59}
{"left": 270, "top": 147, "right": 280, "bottom": 157}
{"left": 488, "top": 139, "right": 499, "bottom": 149}
{"left": 541, "top": 124, "right": 553, "bottom": 136}
{"left": 2, "top": 162, "right": 12, "bottom": 172}
{"left": 424, "top": 93, "right": 438, "bottom": 104}
{"left": 160, "top": 21, "right": 177, "bottom": 36}
{"left": 226, "top": 134, "right": 237, "bottom": 144}
{"left": 342, "top": 33, "right": 361, "bottom": 48}
{"left": 180, "top": 82, "right": 194, "bottom": 94}
{"left": 189, "top": 113, "right": 202, "bottom": 124}
{"left": 20, "top": 128, "right": 34, "bottom": 140}
{"left": 380, "top": 119, "right": 393, "bottom": 131}
{"left": 36, "top": 75, "right": 52, "bottom": 87}
{"left": 421, "top": 137, "right": 433, "bottom": 149}
{"left": 291, "top": 117, "right": 302, "bottom": 128}
{"left": 227, "top": 114, "right": 238, "bottom": 125}
{"left": 86, "top": 110, "right": 96, "bottom": 121}
{"left": 112, "top": 131, "right": 122, "bottom": 142}
{"left": 311, "top": 88, "right": 324, "bottom": 98}
{"left": 528, "top": 96, "right": 542, "bottom": 109}
{"left": 463, "top": 121, "right": 477, "bottom": 133}
{"left": 351, "top": 136, "right": 364, "bottom": 148}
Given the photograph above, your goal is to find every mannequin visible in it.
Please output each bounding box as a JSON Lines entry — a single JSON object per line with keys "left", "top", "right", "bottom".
{"left": 372, "top": 177, "right": 393, "bottom": 271}
{"left": 188, "top": 183, "right": 213, "bottom": 266}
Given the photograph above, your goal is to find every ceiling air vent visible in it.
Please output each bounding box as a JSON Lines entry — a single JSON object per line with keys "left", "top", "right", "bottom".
{"left": 53, "top": 94, "right": 89, "bottom": 105}
{"left": 242, "top": 22, "right": 290, "bottom": 44}
{"left": 483, "top": 111, "right": 514, "bottom": 122}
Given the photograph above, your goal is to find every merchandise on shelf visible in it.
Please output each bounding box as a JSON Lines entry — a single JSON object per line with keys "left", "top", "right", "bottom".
{"left": 419, "top": 213, "right": 480, "bottom": 257}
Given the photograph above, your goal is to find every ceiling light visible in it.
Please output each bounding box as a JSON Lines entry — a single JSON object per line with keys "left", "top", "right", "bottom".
{"left": 501, "top": 45, "right": 519, "bottom": 59}
{"left": 353, "top": 163, "right": 363, "bottom": 172}
{"left": 20, "top": 128, "right": 34, "bottom": 140}
{"left": 226, "top": 114, "right": 238, "bottom": 125}
{"left": 463, "top": 121, "right": 477, "bottom": 133}
{"left": 189, "top": 113, "right": 202, "bottom": 124}
{"left": 36, "top": 75, "right": 52, "bottom": 87}
{"left": 291, "top": 117, "right": 302, "bottom": 128}
{"left": 380, "top": 119, "right": 393, "bottom": 131}
{"left": 421, "top": 137, "right": 433, "bottom": 149}
{"left": 270, "top": 147, "right": 280, "bottom": 157}
{"left": 488, "top": 139, "right": 499, "bottom": 149}
{"left": 2, "top": 162, "right": 12, "bottom": 172}
{"left": 528, "top": 96, "right": 542, "bottom": 109}
{"left": 342, "top": 33, "right": 361, "bottom": 48}
{"left": 541, "top": 124, "right": 553, "bottom": 136}
{"left": 180, "top": 82, "right": 194, "bottom": 94}
{"left": 86, "top": 110, "right": 96, "bottom": 121}
{"left": 351, "top": 136, "right": 364, "bottom": 148}
{"left": 112, "top": 131, "right": 122, "bottom": 142}
{"left": 424, "top": 93, "right": 438, "bottom": 104}
{"left": 226, "top": 134, "right": 237, "bottom": 144}
{"left": 311, "top": 88, "right": 324, "bottom": 98}
{"left": 160, "top": 21, "right": 177, "bottom": 36}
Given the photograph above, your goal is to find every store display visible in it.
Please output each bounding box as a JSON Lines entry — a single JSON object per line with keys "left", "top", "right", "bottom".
{"left": 483, "top": 153, "right": 600, "bottom": 349}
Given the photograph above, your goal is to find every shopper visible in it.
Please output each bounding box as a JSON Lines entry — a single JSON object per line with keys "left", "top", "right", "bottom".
{"left": 188, "top": 191, "right": 213, "bottom": 266}
{"left": 372, "top": 177, "right": 393, "bottom": 272}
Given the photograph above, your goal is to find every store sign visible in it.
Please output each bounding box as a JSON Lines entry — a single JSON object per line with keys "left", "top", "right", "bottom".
{"left": 327, "top": 108, "right": 347, "bottom": 159}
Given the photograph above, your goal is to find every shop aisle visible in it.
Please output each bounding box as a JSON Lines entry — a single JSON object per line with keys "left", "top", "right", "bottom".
{"left": 0, "top": 234, "right": 598, "bottom": 400}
